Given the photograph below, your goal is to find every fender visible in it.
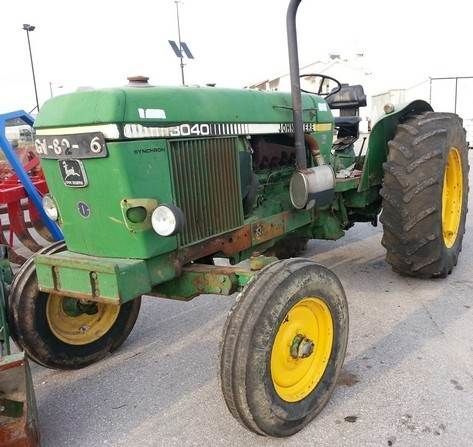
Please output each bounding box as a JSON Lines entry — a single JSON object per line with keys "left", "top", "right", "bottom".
{"left": 358, "top": 99, "right": 433, "bottom": 192}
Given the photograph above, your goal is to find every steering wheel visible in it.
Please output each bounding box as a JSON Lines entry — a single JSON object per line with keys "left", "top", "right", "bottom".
{"left": 299, "top": 73, "right": 342, "bottom": 99}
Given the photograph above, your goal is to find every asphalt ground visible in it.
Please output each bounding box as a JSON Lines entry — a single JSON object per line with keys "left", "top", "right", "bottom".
{"left": 31, "top": 177, "right": 473, "bottom": 446}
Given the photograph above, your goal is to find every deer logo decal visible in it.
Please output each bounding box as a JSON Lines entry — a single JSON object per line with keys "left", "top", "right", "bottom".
{"left": 61, "top": 161, "right": 81, "bottom": 179}
{"left": 59, "top": 159, "right": 88, "bottom": 187}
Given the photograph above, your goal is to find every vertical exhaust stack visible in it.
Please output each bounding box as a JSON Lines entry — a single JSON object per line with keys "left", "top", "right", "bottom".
{"left": 286, "top": 0, "right": 336, "bottom": 210}
{"left": 286, "top": 0, "right": 306, "bottom": 170}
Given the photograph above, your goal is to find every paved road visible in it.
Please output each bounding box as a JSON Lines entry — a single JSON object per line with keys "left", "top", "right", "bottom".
{"left": 31, "top": 192, "right": 473, "bottom": 446}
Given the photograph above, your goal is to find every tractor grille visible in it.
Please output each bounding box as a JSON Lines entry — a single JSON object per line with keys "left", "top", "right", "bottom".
{"left": 169, "top": 137, "right": 243, "bottom": 247}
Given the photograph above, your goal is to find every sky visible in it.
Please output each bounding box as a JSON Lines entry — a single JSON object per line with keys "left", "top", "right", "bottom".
{"left": 1, "top": 0, "right": 473, "bottom": 113}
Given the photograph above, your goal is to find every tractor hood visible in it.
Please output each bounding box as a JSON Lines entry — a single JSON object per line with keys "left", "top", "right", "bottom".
{"left": 32, "top": 85, "right": 335, "bottom": 261}
{"left": 34, "top": 86, "right": 333, "bottom": 130}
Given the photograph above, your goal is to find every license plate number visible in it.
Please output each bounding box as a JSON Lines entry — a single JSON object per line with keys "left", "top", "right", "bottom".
{"left": 35, "top": 132, "right": 108, "bottom": 159}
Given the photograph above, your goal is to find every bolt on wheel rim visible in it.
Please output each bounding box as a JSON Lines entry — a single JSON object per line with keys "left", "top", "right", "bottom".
{"left": 46, "top": 294, "right": 120, "bottom": 345}
{"left": 270, "top": 297, "right": 334, "bottom": 402}
{"left": 442, "top": 147, "right": 463, "bottom": 248}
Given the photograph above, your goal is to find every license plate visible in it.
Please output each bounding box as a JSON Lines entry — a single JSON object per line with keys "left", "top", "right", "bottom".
{"left": 58, "top": 159, "right": 88, "bottom": 187}
{"left": 35, "top": 132, "right": 108, "bottom": 159}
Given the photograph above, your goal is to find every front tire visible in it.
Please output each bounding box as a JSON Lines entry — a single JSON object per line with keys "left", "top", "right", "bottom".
{"left": 381, "top": 112, "right": 469, "bottom": 277}
{"left": 220, "top": 258, "right": 349, "bottom": 437}
{"left": 8, "top": 244, "right": 141, "bottom": 369}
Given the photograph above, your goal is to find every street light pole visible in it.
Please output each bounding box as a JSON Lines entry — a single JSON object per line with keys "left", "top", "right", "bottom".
{"left": 22, "top": 24, "right": 39, "bottom": 112}
{"left": 175, "top": 1, "right": 185, "bottom": 86}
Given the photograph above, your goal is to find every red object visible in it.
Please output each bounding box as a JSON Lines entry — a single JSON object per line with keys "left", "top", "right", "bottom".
{"left": 0, "top": 149, "right": 53, "bottom": 264}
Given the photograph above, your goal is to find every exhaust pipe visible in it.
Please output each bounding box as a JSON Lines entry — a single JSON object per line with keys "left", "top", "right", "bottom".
{"left": 287, "top": 0, "right": 336, "bottom": 210}
{"left": 286, "top": 0, "right": 306, "bottom": 170}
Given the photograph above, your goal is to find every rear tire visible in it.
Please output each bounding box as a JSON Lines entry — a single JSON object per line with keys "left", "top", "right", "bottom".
{"left": 381, "top": 112, "right": 469, "bottom": 278}
{"left": 220, "top": 258, "right": 348, "bottom": 437}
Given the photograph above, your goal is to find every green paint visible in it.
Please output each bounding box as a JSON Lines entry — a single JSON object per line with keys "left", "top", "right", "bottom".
{"left": 41, "top": 140, "right": 176, "bottom": 258}
{"left": 311, "top": 210, "right": 345, "bottom": 240}
{"left": 36, "top": 251, "right": 151, "bottom": 303}
{"left": 0, "top": 251, "right": 13, "bottom": 355}
{"left": 343, "top": 187, "right": 380, "bottom": 208}
{"left": 32, "top": 84, "right": 432, "bottom": 303}
{"left": 335, "top": 178, "right": 360, "bottom": 192}
{"left": 0, "top": 397, "right": 24, "bottom": 418}
{"left": 153, "top": 265, "right": 255, "bottom": 301}
{"left": 359, "top": 100, "right": 432, "bottom": 192}
{"left": 35, "top": 86, "right": 332, "bottom": 129}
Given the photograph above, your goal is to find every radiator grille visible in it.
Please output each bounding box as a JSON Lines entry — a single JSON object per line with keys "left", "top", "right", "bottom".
{"left": 169, "top": 137, "right": 243, "bottom": 246}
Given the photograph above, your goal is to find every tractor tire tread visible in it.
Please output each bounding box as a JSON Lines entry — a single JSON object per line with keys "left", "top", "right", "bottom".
{"left": 381, "top": 112, "right": 469, "bottom": 278}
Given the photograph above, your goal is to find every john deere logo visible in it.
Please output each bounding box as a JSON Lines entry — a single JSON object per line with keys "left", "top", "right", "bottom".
{"left": 59, "top": 159, "right": 88, "bottom": 187}
{"left": 77, "top": 201, "right": 91, "bottom": 218}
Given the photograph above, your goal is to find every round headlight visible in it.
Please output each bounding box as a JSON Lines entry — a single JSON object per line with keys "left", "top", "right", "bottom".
{"left": 151, "top": 205, "right": 184, "bottom": 236}
{"left": 42, "top": 195, "right": 59, "bottom": 221}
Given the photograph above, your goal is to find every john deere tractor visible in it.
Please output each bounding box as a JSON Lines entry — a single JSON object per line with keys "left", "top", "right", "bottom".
{"left": 8, "top": 0, "right": 468, "bottom": 437}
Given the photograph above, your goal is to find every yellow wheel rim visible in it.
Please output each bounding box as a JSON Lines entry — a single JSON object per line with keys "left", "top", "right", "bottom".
{"left": 46, "top": 294, "right": 120, "bottom": 345}
{"left": 442, "top": 147, "right": 463, "bottom": 248}
{"left": 270, "top": 297, "right": 334, "bottom": 402}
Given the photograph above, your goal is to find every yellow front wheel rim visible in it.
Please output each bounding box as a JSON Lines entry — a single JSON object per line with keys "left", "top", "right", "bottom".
{"left": 442, "top": 147, "right": 463, "bottom": 248}
{"left": 270, "top": 297, "right": 334, "bottom": 402}
{"left": 46, "top": 295, "right": 120, "bottom": 345}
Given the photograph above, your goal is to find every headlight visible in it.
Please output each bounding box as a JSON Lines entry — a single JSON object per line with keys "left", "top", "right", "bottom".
{"left": 42, "top": 195, "right": 59, "bottom": 221}
{"left": 151, "top": 205, "right": 184, "bottom": 236}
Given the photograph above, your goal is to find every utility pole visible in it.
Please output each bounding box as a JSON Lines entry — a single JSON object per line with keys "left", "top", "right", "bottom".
{"left": 175, "top": 1, "right": 185, "bottom": 85}
{"left": 22, "top": 24, "right": 40, "bottom": 112}
{"left": 168, "top": 2, "right": 194, "bottom": 85}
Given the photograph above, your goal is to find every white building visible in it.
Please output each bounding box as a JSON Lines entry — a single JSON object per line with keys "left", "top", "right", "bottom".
{"left": 249, "top": 54, "right": 371, "bottom": 91}
{"left": 247, "top": 54, "right": 374, "bottom": 133}
{"left": 249, "top": 61, "right": 473, "bottom": 143}
{"left": 373, "top": 78, "right": 473, "bottom": 143}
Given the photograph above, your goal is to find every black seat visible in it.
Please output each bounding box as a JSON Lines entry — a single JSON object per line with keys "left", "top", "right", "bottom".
{"left": 326, "top": 84, "right": 367, "bottom": 110}
{"left": 326, "top": 84, "right": 366, "bottom": 139}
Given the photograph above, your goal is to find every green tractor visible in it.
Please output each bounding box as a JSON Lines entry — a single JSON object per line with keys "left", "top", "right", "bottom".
{"left": 9, "top": 0, "right": 468, "bottom": 437}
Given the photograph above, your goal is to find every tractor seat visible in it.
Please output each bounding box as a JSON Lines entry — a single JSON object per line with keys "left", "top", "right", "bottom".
{"left": 327, "top": 84, "right": 366, "bottom": 139}
{"left": 326, "top": 84, "right": 367, "bottom": 110}
{"left": 334, "top": 116, "right": 362, "bottom": 127}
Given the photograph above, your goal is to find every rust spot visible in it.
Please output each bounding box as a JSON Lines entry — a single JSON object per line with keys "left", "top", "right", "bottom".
{"left": 179, "top": 226, "right": 252, "bottom": 264}
{"left": 250, "top": 214, "right": 286, "bottom": 244}
{"left": 38, "top": 286, "right": 119, "bottom": 305}
{"left": 0, "top": 357, "right": 40, "bottom": 447}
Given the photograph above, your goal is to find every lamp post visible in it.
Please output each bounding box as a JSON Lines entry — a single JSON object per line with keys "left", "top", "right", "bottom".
{"left": 22, "top": 24, "right": 39, "bottom": 113}
{"left": 175, "top": 1, "right": 185, "bottom": 86}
